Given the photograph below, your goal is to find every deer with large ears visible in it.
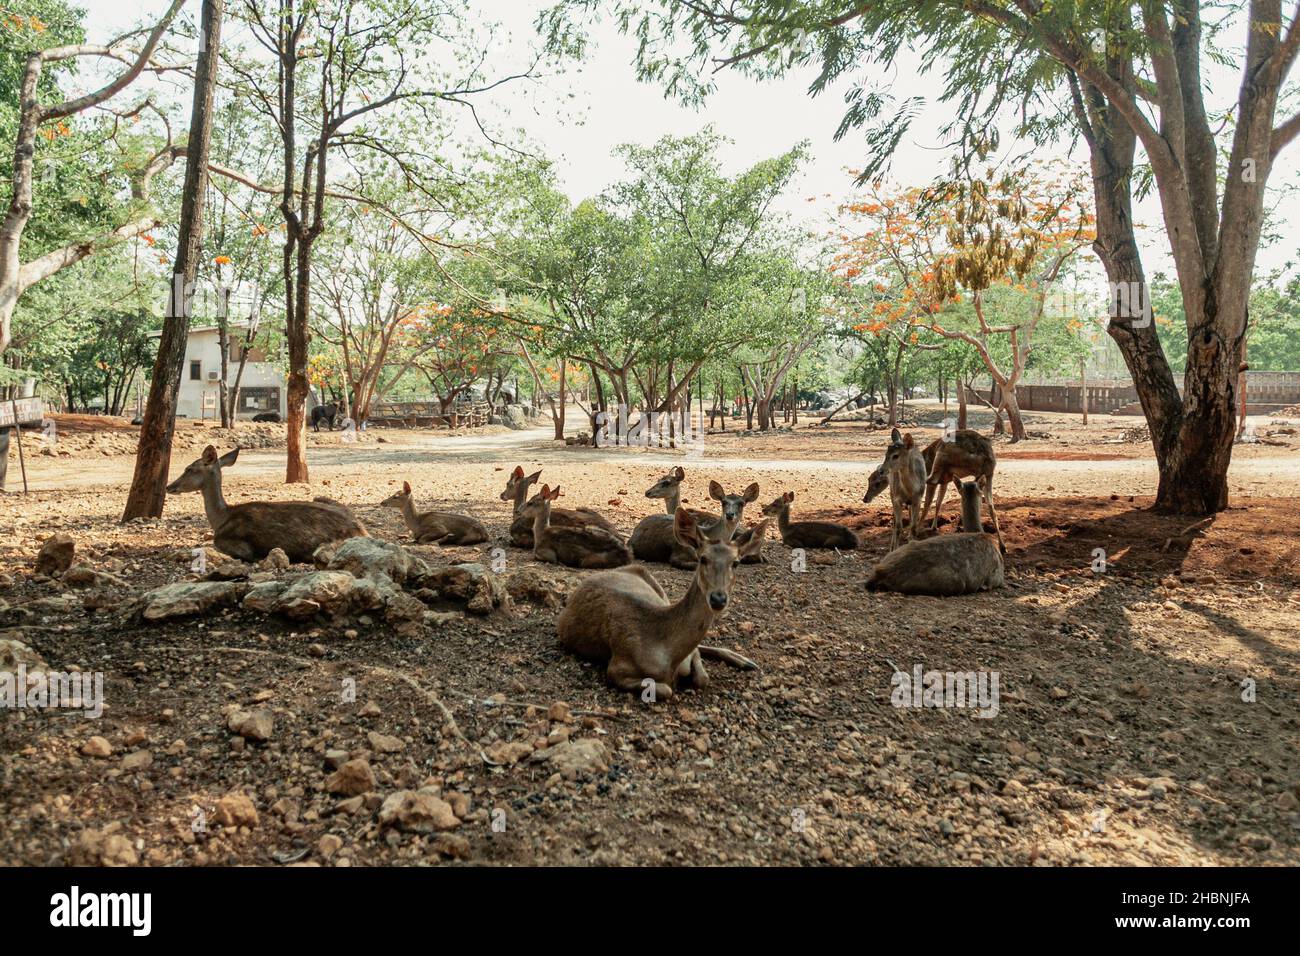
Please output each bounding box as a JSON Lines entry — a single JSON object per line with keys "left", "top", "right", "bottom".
{"left": 862, "top": 428, "right": 928, "bottom": 551}
{"left": 500, "top": 465, "right": 617, "bottom": 547}
{"left": 761, "top": 491, "right": 858, "bottom": 550}
{"left": 380, "top": 481, "right": 488, "bottom": 545}
{"left": 558, "top": 508, "right": 765, "bottom": 699}
{"left": 165, "top": 446, "right": 366, "bottom": 563}
{"left": 523, "top": 484, "right": 631, "bottom": 569}
{"left": 630, "top": 470, "right": 766, "bottom": 567}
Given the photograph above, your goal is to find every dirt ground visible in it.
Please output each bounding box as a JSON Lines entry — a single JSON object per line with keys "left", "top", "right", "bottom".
{"left": 1, "top": 405, "right": 1298, "bottom": 867}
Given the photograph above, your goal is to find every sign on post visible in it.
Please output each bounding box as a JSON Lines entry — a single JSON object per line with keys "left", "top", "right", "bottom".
{"left": 0, "top": 397, "right": 44, "bottom": 427}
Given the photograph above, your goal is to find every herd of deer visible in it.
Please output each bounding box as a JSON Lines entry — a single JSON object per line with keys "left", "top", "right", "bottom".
{"left": 165, "top": 427, "right": 1006, "bottom": 697}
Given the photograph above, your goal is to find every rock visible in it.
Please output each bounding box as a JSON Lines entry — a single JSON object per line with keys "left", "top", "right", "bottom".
{"left": 485, "top": 741, "right": 533, "bottom": 766}
{"left": 205, "top": 561, "right": 254, "bottom": 581}
{"left": 35, "top": 534, "right": 75, "bottom": 576}
{"left": 0, "top": 635, "right": 47, "bottom": 675}
{"left": 121, "top": 750, "right": 153, "bottom": 772}
{"left": 430, "top": 833, "right": 471, "bottom": 860}
{"left": 214, "top": 792, "right": 259, "bottom": 828}
{"left": 367, "top": 731, "right": 405, "bottom": 754}
{"left": 81, "top": 736, "right": 113, "bottom": 758}
{"left": 261, "top": 548, "right": 290, "bottom": 570}
{"left": 378, "top": 789, "right": 460, "bottom": 833}
{"left": 242, "top": 579, "right": 288, "bottom": 613}
{"left": 542, "top": 739, "right": 609, "bottom": 780}
{"left": 275, "top": 571, "right": 358, "bottom": 619}
{"left": 71, "top": 827, "right": 137, "bottom": 866}
{"left": 227, "top": 708, "right": 274, "bottom": 742}
{"left": 319, "top": 537, "right": 426, "bottom": 585}
{"left": 504, "top": 567, "right": 569, "bottom": 608}
{"left": 424, "top": 564, "right": 512, "bottom": 616}
{"left": 324, "top": 749, "right": 349, "bottom": 769}
{"left": 325, "top": 759, "right": 376, "bottom": 796}
{"left": 139, "top": 581, "right": 249, "bottom": 621}
{"left": 548, "top": 701, "right": 573, "bottom": 723}
{"left": 503, "top": 405, "right": 528, "bottom": 429}
{"left": 318, "top": 834, "right": 343, "bottom": 859}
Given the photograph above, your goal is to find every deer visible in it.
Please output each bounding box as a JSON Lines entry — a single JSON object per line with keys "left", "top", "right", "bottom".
{"left": 761, "top": 491, "right": 859, "bottom": 551}
{"left": 629, "top": 470, "right": 761, "bottom": 567}
{"left": 920, "top": 429, "right": 1005, "bottom": 552}
{"left": 865, "top": 480, "right": 1004, "bottom": 595}
{"left": 165, "top": 445, "right": 367, "bottom": 563}
{"left": 380, "top": 481, "right": 488, "bottom": 546}
{"left": 523, "top": 484, "right": 631, "bottom": 569}
{"left": 500, "top": 465, "right": 618, "bottom": 548}
{"left": 862, "top": 428, "right": 928, "bottom": 551}
{"left": 557, "top": 508, "right": 767, "bottom": 699}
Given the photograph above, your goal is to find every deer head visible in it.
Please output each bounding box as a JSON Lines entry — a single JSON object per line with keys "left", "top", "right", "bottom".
{"left": 760, "top": 491, "right": 795, "bottom": 517}
{"left": 381, "top": 481, "right": 412, "bottom": 509}
{"left": 645, "top": 466, "right": 686, "bottom": 500}
{"left": 709, "top": 480, "right": 760, "bottom": 526}
{"left": 674, "top": 508, "right": 740, "bottom": 611}
{"left": 500, "top": 465, "right": 542, "bottom": 505}
{"left": 862, "top": 463, "right": 889, "bottom": 503}
{"left": 167, "top": 445, "right": 238, "bottom": 494}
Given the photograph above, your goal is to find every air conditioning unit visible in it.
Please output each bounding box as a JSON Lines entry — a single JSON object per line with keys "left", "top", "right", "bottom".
{"left": 208, "top": 371, "right": 219, "bottom": 381}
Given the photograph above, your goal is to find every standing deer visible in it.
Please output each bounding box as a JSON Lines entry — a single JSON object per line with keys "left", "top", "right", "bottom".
{"left": 761, "top": 491, "right": 858, "bottom": 550}
{"left": 921, "top": 430, "right": 1005, "bottom": 552}
{"left": 558, "top": 508, "right": 766, "bottom": 698}
{"left": 862, "top": 429, "right": 928, "bottom": 551}
{"left": 500, "top": 465, "right": 617, "bottom": 547}
{"left": 523, "top": 484, "right": 631, "bottom": 569}
{"left": 165, "top": 446, "right": 366, "bottom": 563}
{"left": 380, "top": 481, "right": 488, "bottom": 545}
{"left": 865, "top": 480, "right": 1004, "bottom": 595}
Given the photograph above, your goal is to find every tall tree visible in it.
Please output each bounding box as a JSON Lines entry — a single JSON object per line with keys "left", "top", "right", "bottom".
{"left": 122, "top": 0, "right": 224, "bottom": 521}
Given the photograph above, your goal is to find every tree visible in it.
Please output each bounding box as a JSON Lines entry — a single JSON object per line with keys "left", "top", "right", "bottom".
{"left": 547, "top": 0, "right": 1300, "bottom": 512}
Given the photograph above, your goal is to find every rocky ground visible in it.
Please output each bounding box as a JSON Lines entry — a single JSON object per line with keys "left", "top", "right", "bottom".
{"left": 1, "top": 408, "right": 1297, "bottom": 867}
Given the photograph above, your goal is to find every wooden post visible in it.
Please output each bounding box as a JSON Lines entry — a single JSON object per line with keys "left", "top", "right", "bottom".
{"left": 10, "top": 399, "right": 27, "bottom": 494}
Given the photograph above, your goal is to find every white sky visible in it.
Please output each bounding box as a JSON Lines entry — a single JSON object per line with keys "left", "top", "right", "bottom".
{"left": 87, "top": 0, "right": 1299, "bottom": 282}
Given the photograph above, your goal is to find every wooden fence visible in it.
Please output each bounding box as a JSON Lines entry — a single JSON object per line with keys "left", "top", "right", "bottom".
{"left": 368, "top": 399, "right": 493, "bottom": 428}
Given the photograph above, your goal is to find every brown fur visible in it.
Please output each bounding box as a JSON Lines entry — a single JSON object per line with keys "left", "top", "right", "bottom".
{"left": 381, "top": 481, "right": 488, "bottom": 545}
{"left": 628, "top": 470, "right": 758, "bottom": 567}
{"left": 863, "top": 429, "right": 928, "bottom": 551}
{"left": 557, "top": 509, "right": 761, "bottom": 698}
{"left": 501, "top": 465, "right": 617, "bottom": 547}
{"left": 865, "top": 481, "right": 1004, "bottom": 595}
{"left": 165, "top": 446, "right": 366, "bottom": 563}
{"left": 762, "top": 491, "right": 858, "bottom": 550}
{"left": 524, "top": 484, "right": 631, "bottom": 569}
{"left": 921, "top": 429, "right": 1004, "bottom": 552}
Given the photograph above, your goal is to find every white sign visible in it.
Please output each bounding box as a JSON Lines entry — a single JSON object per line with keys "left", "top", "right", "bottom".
{"left": 0, "top": 397, "right": 43, "bottom": 427}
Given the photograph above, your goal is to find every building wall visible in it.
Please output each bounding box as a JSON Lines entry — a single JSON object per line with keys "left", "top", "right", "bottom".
{"left": 175, "top": 328, "right": 286, "bottom": 420}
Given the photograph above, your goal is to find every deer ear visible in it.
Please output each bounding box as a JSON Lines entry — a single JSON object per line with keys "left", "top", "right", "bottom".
{"left": 738, "top": 519, "right": 772, "bottom": 559}
{"left": 201, "top": 445, "right": 218, "bottom": 463}
{"left": 526, "top": 470, "right": 542, "bottom": 484}
{"left": 511, "top": 465, "right": 524, "bottom": 479}
{"left": 218, "top": 447, "right": 239, "bottom": 467}
{"left": 890, "top": 428, "right": 902, "bottom": 444}
{"left": 673, "top": 466, "right": 685, "bottom": 482}
{"left": 743, "top": 482, "right": 760, "bottom": 502}
{"left": 673, "top": 507, "right": 701, "bottom": 550}
{"left": 709, "top": 480, "right": 724, "bottom": 501}
{"left": 903, "top": 433, "right": 914, "bottom": 449}
{"left": 403, "top": 481, "right": 411, "bottom": 494}
{"left": 784, "top": 491, "right": 794, "bottom": 503}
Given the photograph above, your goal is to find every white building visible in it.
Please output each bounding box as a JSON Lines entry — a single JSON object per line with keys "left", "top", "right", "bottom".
{"left": 151, "top": 323, "right": 287, "bottom": 420}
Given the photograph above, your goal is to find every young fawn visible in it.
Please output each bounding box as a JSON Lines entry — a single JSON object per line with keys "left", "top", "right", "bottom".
{"left": 862, "top": 429, "right": 928, "bottom": 551}
{"left": 865, "top": 480, "right": 1004, "bottom": 595}
{"left": 523, "top": 484, "right": 631, "bottom": 569}
{"left": 558, "top": 508, "right": 765, "bottom": 699}
{"left": 762, "top": 491, "right": 859, "bottom": 550}
{"left": 380, "top": 481, "right": 488, "bottom": 546}
{"left": 166, "top": 445, "right": 366, "bottom": 563}
{"left": 921, "top": 430, "right": 1005, "bottom": 552}
{"left": 500, "top": 465, "right": 617, "bottom": 548}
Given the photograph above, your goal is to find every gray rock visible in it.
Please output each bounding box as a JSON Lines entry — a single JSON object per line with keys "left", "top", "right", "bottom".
{"left": 35, "top": 534, "right": 75, "bottom": 576}
{"left": 140, "top": 581, "right": 249, "bottom": 621}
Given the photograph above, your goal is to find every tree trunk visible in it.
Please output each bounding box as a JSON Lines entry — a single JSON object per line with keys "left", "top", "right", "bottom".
{"left": 554, "top": 358, "right": 567, "bottom": 440}
{"left": 284, "top": 239, "right": 311, "bottom": 483}
{"left": 957, "top": 377, "right": 968, "bottom": 430}
{"left": 121, "top": 0, "right": 221, "bottom": 521}
{"left": 1002, "top": 388, "right": 1026, "bottom": 442}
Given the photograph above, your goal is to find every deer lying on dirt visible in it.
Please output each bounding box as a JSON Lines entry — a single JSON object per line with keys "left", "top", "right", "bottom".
{"left": 558, "top": 508, "right": 765, "bottom": 698}
{"left": 380, "top": 481, "right": 488, "bottom": 545}
{"left": 921, "top": 430, "right": 1005, "bottom": 552}
{"left": 862, "top": 429, "right": 928, "bottom": 551}
{"left": 865, "top": 480, "right": 1004, "bottom": 595}
{"left": 166, "top": 446, "right": 366, "bottom": 563}
{"left": 501, "top": 465, "right": 618, "bottom": 547}
{"left": 630, "top": 470, "right": 763, "bottom": 567}
{"left": 762, "top": 491, "right": 859, "bottom": 550}
{"left": 523, "top": 484, "right": 631, "bottom": 568}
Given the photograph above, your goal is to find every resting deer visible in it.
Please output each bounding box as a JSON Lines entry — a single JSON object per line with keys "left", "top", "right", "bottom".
{"left": 865, "top": 480, "right": 1004, "bottom": 595}
{"left": 630, "top": 470, "right": 761, "bottom": 567}
{"left": 380, "top": 481, "right": 488, "bottom": 545}
{"left": 500, "top": 465, "right": 617, "bottom": 548}
{"left": 761, "top": 491, "right": 859, "bottom": 550}
{"left": 523, "top": 484, "right": 631, "bottom": 569}
{"left": 558, "top": 508, "right": 765, "bottom": 699}
{"left": 165, "top": 445, "right": 366, "bottom": 563}
{"left": 862, "top": 428, "right": 928, "bottom": 551}
{"left": 921, "top": 430, "right": 1005, "bottom": 552}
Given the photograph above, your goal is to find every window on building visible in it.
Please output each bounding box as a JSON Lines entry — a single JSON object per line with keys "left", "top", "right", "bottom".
{"left": 189, "top": 360, "right": 201, "bottom": 381}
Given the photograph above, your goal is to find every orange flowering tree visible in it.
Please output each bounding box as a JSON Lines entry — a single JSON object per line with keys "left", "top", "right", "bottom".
{"left": 835, "top": 164, "right": 1096, "bottom": 440}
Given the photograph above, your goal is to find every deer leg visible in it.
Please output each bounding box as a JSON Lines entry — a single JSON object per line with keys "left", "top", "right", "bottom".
{"left": 929, "top": 480, "right": 949, "bottom": 530}
{"left": 682, "top": 650, "right": 710, "bottom": 688}
{"left": 890, "top": 496, "right": 903, "bottom": 551}
{"left": 608, "top": 659, "right": 671, "bottom": 701}
{"left": 982, "top": 476, "right": 1006, "bottom": 553}
{"left": 699, "top": 646, "right": 759, "bottom": 670}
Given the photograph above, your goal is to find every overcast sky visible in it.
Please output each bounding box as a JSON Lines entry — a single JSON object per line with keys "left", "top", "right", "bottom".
{"left": 87, "top": 1, "right": 1298, "bottom": 282}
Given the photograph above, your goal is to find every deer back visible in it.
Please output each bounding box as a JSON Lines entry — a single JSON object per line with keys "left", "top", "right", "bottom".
{"left": 865, "top": 533, "right": 1003, "bottom": 595}
{"left": 217, "top": 501, "right": 367, "bottom": 563}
